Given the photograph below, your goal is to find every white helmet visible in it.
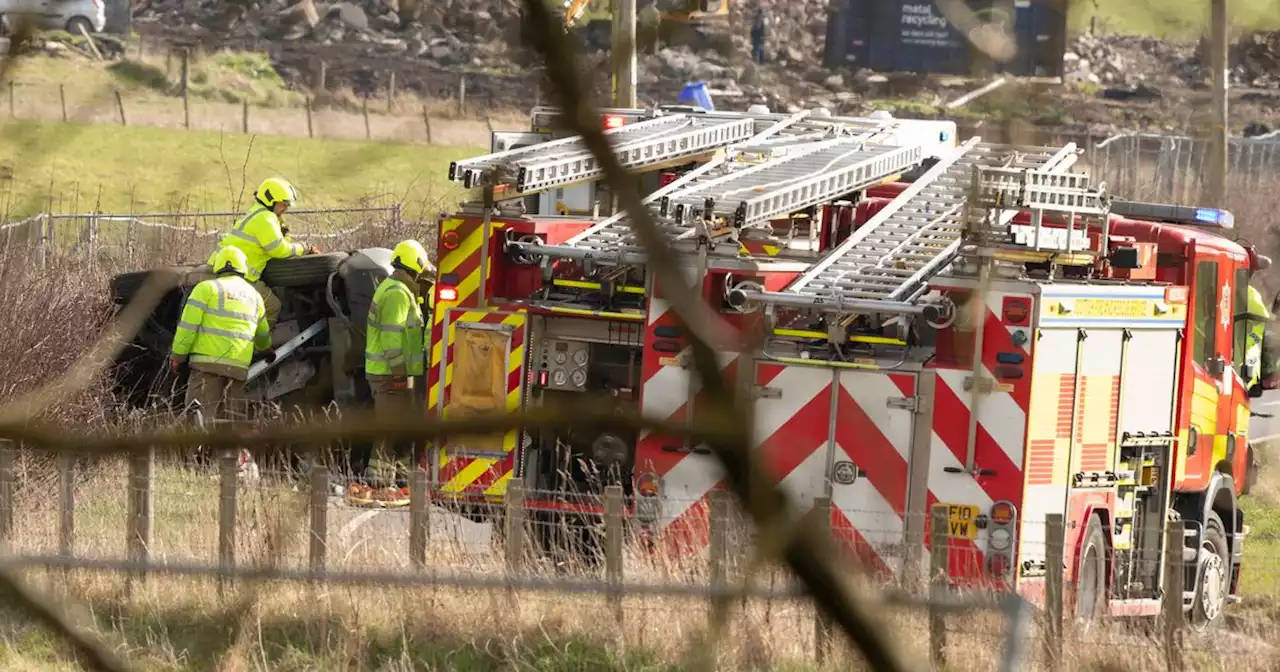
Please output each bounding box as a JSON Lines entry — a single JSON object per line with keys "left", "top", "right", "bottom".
{"left": 746, "top": 104, "right": 771, "bottom": 115}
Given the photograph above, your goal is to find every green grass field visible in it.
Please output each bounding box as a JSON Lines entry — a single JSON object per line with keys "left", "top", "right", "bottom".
{"left": 1068, "top": 0, "right": 1280, "bottom": 38}
{"left": 0, "top": 119, "right": 483, "bottom": 219}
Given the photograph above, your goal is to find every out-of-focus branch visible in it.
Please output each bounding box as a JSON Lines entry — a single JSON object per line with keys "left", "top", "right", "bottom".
{"left": 0, "top": 564, "right": 132, "bottom": 671}
{"left": 516, "top": 2, "right": 911, "bottom": 670}
{"left": 0, "top": 269, "right": 180, "bottom": 425}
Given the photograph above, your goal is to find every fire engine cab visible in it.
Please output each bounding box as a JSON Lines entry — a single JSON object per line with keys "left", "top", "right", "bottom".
{"left": 426, "top": 105, "right": 1269, "bottom": 631}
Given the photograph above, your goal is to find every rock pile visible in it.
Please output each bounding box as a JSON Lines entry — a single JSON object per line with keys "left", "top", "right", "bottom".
{"left": 1234, "top": 30, "right": 1280, "bottom": 88}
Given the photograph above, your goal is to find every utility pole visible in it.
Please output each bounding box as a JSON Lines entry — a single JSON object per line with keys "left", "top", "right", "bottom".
{"left": 1207, "top": 0, "right": 1229, "bottom": 207}
{"left": 611, "top": 0, "right": 637, "bottom": 109}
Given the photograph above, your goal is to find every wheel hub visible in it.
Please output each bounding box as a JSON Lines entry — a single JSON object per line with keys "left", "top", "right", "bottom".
{"left": 1199, "top": 549, "right": 1227, "bottom": 622}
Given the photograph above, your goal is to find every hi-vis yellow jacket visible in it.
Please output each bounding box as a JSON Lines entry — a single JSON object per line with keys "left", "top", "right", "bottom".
{"left": 207, "top": 206, "right": 305, "bottom": 283}
{"left": 171, "top": 275, "right": 271, "bottom": 379}
{"left": 365, "top": 276, "right": 425, "bottom": 377}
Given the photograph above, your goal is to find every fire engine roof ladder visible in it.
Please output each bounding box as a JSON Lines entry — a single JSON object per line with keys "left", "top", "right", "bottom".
{"left": 447, "top": 113, "right": 759, "bottom": 192}
{"left": 726, "top": 137, "right": 1085, "bottom": 318}
{"left": 502, "top": 111, "right": 903, "bottom": 263}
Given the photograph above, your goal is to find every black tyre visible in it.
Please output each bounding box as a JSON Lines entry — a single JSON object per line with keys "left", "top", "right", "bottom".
{"left": 111, "top": 266, "right": 198, "bottom": 304}
{"left": 1189, "top": 511, "right": 1230, "bottom": 632}
{"left": 1075, "top": 514, "right": 1108, "bottom": 628}
{"left": 65, "top": 16, "right": 92, "bottom": 34}
{"left": 261, "top": 252, "right": 347, "bottom": 288}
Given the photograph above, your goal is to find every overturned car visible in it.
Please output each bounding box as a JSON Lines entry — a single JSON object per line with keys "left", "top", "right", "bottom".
{"left": 109, "top": 248, "right": 431, "bottom": 473}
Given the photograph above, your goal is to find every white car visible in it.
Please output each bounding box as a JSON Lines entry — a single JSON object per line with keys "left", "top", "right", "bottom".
{"left": 0, "top": 0, "right": 106, "bottom": 35}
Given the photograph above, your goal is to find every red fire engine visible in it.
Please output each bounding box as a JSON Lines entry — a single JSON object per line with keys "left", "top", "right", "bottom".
{"left": 425, "top": 105, "right": 1269, "bottom": 631}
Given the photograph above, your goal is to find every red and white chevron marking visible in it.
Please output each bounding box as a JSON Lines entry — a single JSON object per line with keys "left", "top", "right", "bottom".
{"left": 925, "top": 284, "right": 1034, "bottom": 583}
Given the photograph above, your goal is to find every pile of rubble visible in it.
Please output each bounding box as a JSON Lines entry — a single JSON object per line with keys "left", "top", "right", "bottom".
{"left": 1063, "top": 32, "right": 1198, "bottom": 91}
{"left": 1233, "top": 30, "right": 1280, "bottom": 88}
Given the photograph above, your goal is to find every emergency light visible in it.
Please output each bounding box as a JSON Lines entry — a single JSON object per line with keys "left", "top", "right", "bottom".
{"left": 1110, "top": 199, "right": 1235, "bottom": 230}
{"left": 437, "top": 285, "right": 459, "bottom": 303}
{"left": 604, "top": 115, "right": 625, "bottom": 130}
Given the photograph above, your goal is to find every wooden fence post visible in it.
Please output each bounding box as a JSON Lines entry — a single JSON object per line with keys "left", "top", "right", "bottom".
{"left": 362, "top": 99, "right": 371, "bottom": 139}
{"left": 605, "top": 485, "right": 624, "bottom": 624}
{"left": 217, "top": 449, "right": 237, "bottom": 598}
{"left": 181, "top": 48, "right": 190, "bottom": 130}
{"left": 387, "top": 71, "right": 396, "bottom": 112}
{"left": 709, "top": 489, "right": 728, "bottom": 590}
{"left": 929, "top": 504, "right": 949, "bottom": 668}
{"left": 242, "top": 101, "right": 249, "bottom": 134}
{"left": 1163, "top": 518, "right": 1185, "bottom": 672}
{"left": 813, "top": 496, "right": 833, "bottom": 664}
{"left": 305, "top": 97, "right": 314, "bottom": 138}
{"left": 308, "top": 462, "right": 327, "bottom": 576}
{"left": 126, "top": 447, "right": 154, "bottom": 591}
{"left": 504, "top": 478, "right": 525, "bottom": 571}
{"left": 57, "top": 454, "right": 74, "bottom": 561}
{"left": 409, "top": 465, "right": 429, "bottom": 569}
{"left": 58, "top": 84, "right": 67, "bottom": 122}
{"left": 458, "top": 76, "right": 466, "bottom": 116}
{"left": 114, "top": 90, "right": 127, "bottom": 126}
{"left": 9, "top": 81, "right": 14, "bottom": 118}
{"left": 0, "top": 441, "right": 13, "bottom": 548}
{"left": 314, "top": 59, "right": 327, "bottom": 93}
{"left": 422, "top": 105, "right": 432, "bottom": 144}
{"left": 1044, "top": 514, "right": 1065, "bottom": 670}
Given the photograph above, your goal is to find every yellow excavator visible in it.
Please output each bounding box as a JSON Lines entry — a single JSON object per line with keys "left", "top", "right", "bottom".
{"left": 547, "top": 0, "right": 732, "bottom": 52}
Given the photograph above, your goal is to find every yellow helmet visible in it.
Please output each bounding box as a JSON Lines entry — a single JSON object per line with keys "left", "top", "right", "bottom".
{"left": 256, "top": 177, "right": 298, "bottom": 208}
{"left": 391, "top": 239, "right": 433, "bottom": 276}
{"left": 212, "top": 246, "right": 250, "bottom": 276}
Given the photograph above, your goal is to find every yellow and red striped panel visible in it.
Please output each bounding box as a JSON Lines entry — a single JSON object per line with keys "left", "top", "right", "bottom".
{"left": 427, "top": 216, "right": 525, "bottom": 500}
{"left": 428, "top": 217, "right": 502, "bottom": 412}
{"left": 435, "top": 308, "right": 527, "bottom": 500}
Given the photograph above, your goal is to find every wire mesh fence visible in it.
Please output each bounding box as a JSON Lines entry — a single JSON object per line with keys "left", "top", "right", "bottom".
{"left": 1, "top": 440, "right": 1275, "bottom": 671}
{"left": 0, "top": 204, "right": 403, "bottom": 270}
{"left": 1088, "top": 130, "right": 1280, "bottom": 205}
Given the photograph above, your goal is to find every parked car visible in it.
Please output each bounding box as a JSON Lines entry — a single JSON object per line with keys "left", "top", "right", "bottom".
{"left": 0, "top": 0, "right": 106, "bottom": 35}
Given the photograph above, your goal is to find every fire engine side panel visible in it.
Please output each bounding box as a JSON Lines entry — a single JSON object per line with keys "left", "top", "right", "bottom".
{"left": 634, "top": 268, "right": 738, "bottom": 553}
{"left": 927, "top": 279, "right": 1036, "bottom": 585}
{"left": 434, "top": 307, "right": 529, "bottom": 500}
{"left": 1015, "top": 326, "right": 1077, "bottom": 596}
{"left": 830, "top": 368, "right": 920, "bottom": 578}
{"left": 1033, "top": 285, "right": 1187, "bottom": 592}
{"left": 428, "top": 216, "right": 502, "bottom": 417}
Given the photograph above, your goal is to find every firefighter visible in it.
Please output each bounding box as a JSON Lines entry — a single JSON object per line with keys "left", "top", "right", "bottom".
{"left": 207, "top": 177, "right": 319, "bottom": 333}
{"left": 1246, "top": 285, "right": 1273, "bottom": 390}
{"left": 364, "top": 239, "right": 435, "bottom": 486}
{"left": 169, "top": 246, "right": 272, "bottom": 423}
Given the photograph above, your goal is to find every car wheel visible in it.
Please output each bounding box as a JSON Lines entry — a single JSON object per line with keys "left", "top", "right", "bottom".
{"left": 1074, "top": 514, "right": 1108, "bottom": 630}
{"left": 65, "top": 16, "right": 92, "bottom": 35}
{"left": 1189, "top": 511, "right": 1230, "bottom": 632}
{"left": 261, "top": 252, "right": 348, "bottom": 288}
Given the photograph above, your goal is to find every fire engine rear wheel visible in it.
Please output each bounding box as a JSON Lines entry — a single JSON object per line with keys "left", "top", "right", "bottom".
{"left": 1189, "top": 511, "right": 1230, "bottom": 633}
{"left": 1074, "top": 514, "right": 1107, "bottom": 628}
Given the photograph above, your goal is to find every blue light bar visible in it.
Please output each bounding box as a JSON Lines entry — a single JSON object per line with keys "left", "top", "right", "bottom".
{"left": 1194, "top": 207, "right": 1234, "bottom": 228}
{"left": 1110, "top": 199, "right": 1235, "bottom": 230}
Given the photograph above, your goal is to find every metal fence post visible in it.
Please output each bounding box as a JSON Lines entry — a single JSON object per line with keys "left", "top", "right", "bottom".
{"left": 57, "top": 454, "right": 74, "bottom": 562}
{"left": 217, "top": 448, "right": 237, "bottom": 598}
{"left": 308, "top": 461, "right": 327, "bottom": 576}
{"left": 929, "top": 504, "right": 950, "bottom": 668}
{"left": 0, "top": 441, "right": 13, "bottom": 548}
{"left": 126, "top": 447, "right": 154, "bottom": 592}
{"left": 1044, "top": 514, "right": 1064, "bottom": 670}
{"left": 605, "top": 485, "right": 624, "bottom": 625}
{"left": 1163, "top": 518, "right": 1184, "bottom": 672}
{"left": 813, "top": 496, "right": 833, "bottom": 664}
